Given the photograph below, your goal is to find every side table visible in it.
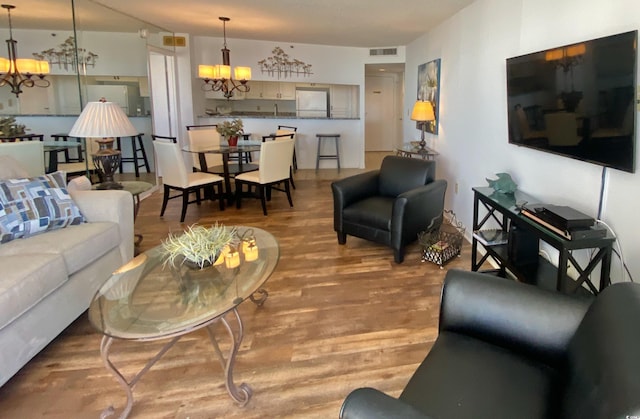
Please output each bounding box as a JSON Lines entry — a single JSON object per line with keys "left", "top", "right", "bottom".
{"left": 396, "top": 145, "right": 438, "bottom": 160}
{"left": 94, "top": 180, "right": 153, "bottom": 251}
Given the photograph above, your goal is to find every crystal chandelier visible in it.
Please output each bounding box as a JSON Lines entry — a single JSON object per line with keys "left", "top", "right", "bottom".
{"left": 0, "top": 4, "right": 50, "bottom": 97}
{"left": 198, "top": 17, "right": 251, "bottom": 99}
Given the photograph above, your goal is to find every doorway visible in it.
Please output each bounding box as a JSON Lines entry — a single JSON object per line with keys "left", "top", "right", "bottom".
{"left": 364, "top": 64, "right": 404, "bottom": 153}
{"left": 148, "top": 48, "right": 179, "bottom": 139}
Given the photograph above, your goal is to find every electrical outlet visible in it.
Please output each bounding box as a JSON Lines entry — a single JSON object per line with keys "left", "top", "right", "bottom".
{"left": 257, "top": 106, "right": 260, "bottom": 111}
{"left": 455, "top": 183, "right": 459, "bottom": 194}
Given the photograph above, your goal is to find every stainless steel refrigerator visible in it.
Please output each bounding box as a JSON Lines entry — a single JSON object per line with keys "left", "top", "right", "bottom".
{"left": 296, "top": 89, "right": 329, "bottom": 118}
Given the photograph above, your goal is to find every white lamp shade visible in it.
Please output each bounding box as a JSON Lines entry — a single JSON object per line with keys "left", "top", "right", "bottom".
{"left": 411, "top": 100, "right": 435, "bottom": 122}
{"left": 218, "top": 64, "right": 231, "bottom": 79}
{"left": 198, "top": 64, "right": 214, "bottom": 79}
{"left": 234, "top": 66, "right": 251, "bottom": 81}
{"left": 69, "top": 101, "right": 138, "bottom": 138}
{"left": 37, "top": 60, "right": 50, "bottom": 75}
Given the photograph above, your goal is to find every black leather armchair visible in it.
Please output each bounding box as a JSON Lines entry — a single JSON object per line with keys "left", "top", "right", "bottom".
{"left": 331, "top": 156, "right": 446, "bottom": 263}
{"left": 340, "top": 269, "right": 640, "bottom": 419}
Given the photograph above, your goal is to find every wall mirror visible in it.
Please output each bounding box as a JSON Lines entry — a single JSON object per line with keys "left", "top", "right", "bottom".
{"left": 0, "top": 0, "right": 176, "bottom": 186}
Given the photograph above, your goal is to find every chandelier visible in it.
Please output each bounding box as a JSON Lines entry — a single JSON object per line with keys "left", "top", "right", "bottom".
{"left": 33, "top": 36, "right": 98, "bottom": 72}
{"left": 198, "top": 17, "right": 251, "bottom": 99}
{"left": 545, "top": 43, "right": 586, "bottom": 73}
{"left": 0, "top": 4, "right": 50, "bottom": 97}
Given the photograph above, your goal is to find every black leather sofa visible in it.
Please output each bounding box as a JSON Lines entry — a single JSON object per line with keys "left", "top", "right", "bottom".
{"left": 340, "top": 269, "right": 640, "bottom": 419}
{"left": 331, "top": 156, "right": 447, "bottom": 263}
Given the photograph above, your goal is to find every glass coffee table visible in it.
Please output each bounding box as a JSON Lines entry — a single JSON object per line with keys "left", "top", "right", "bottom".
{"left": 88, "top": 226, "right": 279, "bottom": 418}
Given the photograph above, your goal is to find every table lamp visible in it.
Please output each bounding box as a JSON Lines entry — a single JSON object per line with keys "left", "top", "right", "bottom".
{"left": 411, "top": 100, "right": 435, "bottom": 151}
{"left": 69, "top": 98, "right": 138, "bottom": 189}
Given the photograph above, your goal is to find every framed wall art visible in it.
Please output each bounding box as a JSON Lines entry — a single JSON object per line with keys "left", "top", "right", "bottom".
{"left": 417, "top": 58, "right": 441, "bottom": 134}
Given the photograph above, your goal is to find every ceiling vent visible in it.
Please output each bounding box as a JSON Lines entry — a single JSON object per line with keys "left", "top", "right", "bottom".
{"left": 369, "top": 47, "right": 398, "bottom": 56}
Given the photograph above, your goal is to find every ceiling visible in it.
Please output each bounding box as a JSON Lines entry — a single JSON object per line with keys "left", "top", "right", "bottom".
{"left": 5, "top": 0, "right": 476, "bottom": 48}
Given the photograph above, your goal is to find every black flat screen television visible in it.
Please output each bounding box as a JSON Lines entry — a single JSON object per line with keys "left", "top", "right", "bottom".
{"left": 506, "top": 30, "right": 637, "bottom": 173}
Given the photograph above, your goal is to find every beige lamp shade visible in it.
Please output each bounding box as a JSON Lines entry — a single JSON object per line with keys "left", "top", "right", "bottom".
{"left": 411, "top": 100, "right": 435, "bottom": 122}
{"left": 69, "top": 100, "right": 138, "bottom": 138}
{"left": 234, "top": 66, "right": 252, "bottom": 81}
{"left": 198, "top": 64, "right": 215, "bottom": 79}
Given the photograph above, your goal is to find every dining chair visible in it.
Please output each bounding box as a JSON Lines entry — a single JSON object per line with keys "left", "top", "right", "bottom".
{"left": 185, "top": 124, "right": 226, "bottom": 175}
{"left": 262, "top": 131, "right": 297, "bottom": 189}
{"left": 58, "top": 137, "right": 99, "bottom": 182}
{"left": 152, "top": 134, "right": 225, "bottom": 222}
{"left": 234, "top": 138, "right": 295, "bottom": 216}
{"left": 277, "top": 125, "right": 298, "bottom": 170}
{"left": 544, "top": 112, "right": 581, "bottom": 146}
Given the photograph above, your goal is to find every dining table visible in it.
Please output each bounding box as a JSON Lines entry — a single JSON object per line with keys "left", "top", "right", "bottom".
{"left": 183, "top": 141, "right": 261, "bottom": 205}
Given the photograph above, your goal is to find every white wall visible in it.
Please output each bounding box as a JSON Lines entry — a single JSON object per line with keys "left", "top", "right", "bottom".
{"left": 405, "top": 0, "right": 640, "bottom": 283}
{"left": 185, "top": 37, "right": 406, "bottom": 169}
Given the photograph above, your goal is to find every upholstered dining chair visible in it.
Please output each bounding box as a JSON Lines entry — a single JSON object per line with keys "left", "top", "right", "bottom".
{"left": 58, "top": 137, "right": 100, "bottom": 181}
{"left": 262, "top": 131, "right": 297, "bottom": 189}
{"left": 331, "top": 155, "right": 447, "bottom": 263}
{"left": 234, "top": 138, "right": 295, "bottom": 215}
{"left": 185, "top": 124, "right": 225, "bottom": 175}
{"left": 152, "top": 134, "right": 225, "bottom": 222}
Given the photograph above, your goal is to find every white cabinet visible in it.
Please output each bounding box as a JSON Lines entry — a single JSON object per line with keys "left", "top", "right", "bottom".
{"left": 245, "top": 81, "right": 296, "bottom": 99}
{"left": 278, "top": 82, "right": 296, "bottom": 100}
{"left": 261, "top": 82, "right": 280, "bottom": 99}
{"left": 245, "top": 81, "right": 263, "bottom": 99}
{"left": 204, "top": 88, "right": 245, "bottom": 100}
{"left": 330, "top": 84, "right": 358, "bottom": 118}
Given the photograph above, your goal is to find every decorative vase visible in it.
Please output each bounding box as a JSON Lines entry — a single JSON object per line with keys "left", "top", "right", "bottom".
{"left": 228, "top": 135, "right": 239, "bottom": 147}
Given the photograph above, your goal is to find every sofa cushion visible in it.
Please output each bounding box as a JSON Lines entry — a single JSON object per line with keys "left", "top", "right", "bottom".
{"left": 0, "top": 254, "right": 68, "bottom": 331}
{"left": 0, "top": 171, "right": 85, "bottom": 244}
{"left": 400, "top": 332, "right": 560, "bottom": 419}
{"left": 0, "top": 222, "right": 120, "bottom": 275}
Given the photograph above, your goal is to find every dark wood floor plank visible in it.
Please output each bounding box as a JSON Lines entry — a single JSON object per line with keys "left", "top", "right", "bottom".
{"left": 0, "top": 176, "right": 470, "bottom": 418}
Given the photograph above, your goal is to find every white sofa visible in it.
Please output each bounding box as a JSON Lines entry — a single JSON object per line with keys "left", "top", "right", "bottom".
{"left": 0, "top": 156, "right": 134, "bottom": 386}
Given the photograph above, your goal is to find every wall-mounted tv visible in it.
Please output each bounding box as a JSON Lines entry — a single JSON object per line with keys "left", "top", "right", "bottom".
{"left": 506, "top": 30, "right": 637, "bottom": 173}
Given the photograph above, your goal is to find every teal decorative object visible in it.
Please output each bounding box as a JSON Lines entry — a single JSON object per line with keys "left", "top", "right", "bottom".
{"left": 486, "top": 173, "right": 517, "bottom": 194}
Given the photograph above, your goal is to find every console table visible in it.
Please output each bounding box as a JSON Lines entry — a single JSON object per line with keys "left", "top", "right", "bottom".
{"left": 471, "top": 187, "right": 615, "bottom": 296}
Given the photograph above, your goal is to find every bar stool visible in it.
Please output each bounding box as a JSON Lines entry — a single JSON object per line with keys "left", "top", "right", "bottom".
{"left": 316, "top": 133, "right": 341, "bottom": 171}
{"left": 117, "top": 133, "right": 151, "bottom": 177}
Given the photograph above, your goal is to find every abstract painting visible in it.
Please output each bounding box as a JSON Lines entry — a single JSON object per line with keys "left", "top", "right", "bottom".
{"left": 417, "top": 58, "right": 441, "bottom": 134}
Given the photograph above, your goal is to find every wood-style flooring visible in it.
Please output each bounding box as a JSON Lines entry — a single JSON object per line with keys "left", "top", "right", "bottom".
{"left": 0, "top": 164, "right": 471, "bottom": 418}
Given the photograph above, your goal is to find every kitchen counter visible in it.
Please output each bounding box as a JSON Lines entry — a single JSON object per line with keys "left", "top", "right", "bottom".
{"left": 199, "top": 113, "right": 358, "bottom": 120}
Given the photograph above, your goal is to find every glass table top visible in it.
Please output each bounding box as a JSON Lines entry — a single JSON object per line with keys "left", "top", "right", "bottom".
{"left": 88, "top": 226, "right": 279, "bottom": 340}
{"left": 396, "top": 145, "right": 438, "bottom": 159}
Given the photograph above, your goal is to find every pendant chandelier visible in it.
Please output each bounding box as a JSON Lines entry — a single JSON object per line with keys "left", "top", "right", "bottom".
{"left": 0, "top": 4, "right": 50, "bottom": 97}
{"left": 198, "top": 17, "right": 251, "bottom": 99}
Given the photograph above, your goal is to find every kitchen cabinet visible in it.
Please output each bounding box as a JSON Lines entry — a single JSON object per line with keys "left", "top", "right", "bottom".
{"left": 245, "top": 81, "right": 264, "bottom": 99}
{"left": 277, "top": 83, "right": 296, "bottom": 100}
{"left": 330, "top": 84, "right": 358, "bottom": 118}
{"left": 245, "top": 81, "right": 296, "bottom": 99}
{"left": 204, "top": 88, "right": 245, "bottom": 100}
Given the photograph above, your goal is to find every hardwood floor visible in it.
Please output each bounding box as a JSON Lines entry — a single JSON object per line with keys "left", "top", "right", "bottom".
{"left": 0, "top": 164, "right": 471, "bottom": 418}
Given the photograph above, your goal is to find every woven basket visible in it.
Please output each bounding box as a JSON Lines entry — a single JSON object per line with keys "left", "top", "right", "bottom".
{"left": 418, "top": 211, "right": 465, "bottom": 268}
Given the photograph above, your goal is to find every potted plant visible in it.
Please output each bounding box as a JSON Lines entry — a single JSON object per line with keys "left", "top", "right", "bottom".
{"left": 216, "top": 118, "right": 244, "bottom": 146}
{"left": 161, "top": 223, "right": 237, "bottom": 269}
{"left": 0, "top": 116, "right": 27, "bottom": 140}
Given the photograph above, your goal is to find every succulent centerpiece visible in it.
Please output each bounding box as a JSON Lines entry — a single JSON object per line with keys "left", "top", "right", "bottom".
{"left": 0, "top": 116, "right": 27, "bottom": 139}
{"left": 161, "top": 223, "right": 237, "bottom": 269}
